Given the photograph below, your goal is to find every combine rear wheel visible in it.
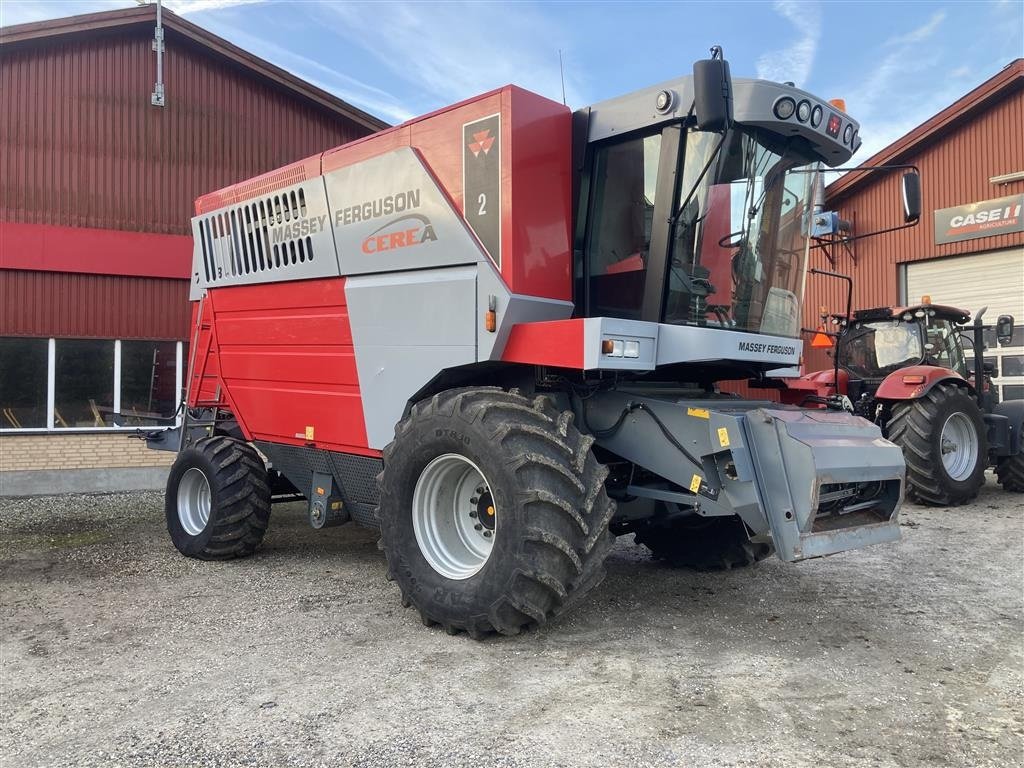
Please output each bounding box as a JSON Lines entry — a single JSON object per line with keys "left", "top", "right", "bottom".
{"left": 635, "top": 514, "right": 771, "bottom": 570}
{"left": 995, "top": 454, "right": 1024, "bottom": 492}
{"left": 885, "top": 383, "right": 987, "bottom": 506}
{"left": 377, "top": 388, "right": 615, "bottom": 637}
{"left": 166, "top": 436, "right": 271, "bottom": 559}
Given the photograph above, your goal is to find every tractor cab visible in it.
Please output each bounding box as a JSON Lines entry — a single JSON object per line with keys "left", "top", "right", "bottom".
{"left": 838, "top": 302, "right": 973, "bottom": 386}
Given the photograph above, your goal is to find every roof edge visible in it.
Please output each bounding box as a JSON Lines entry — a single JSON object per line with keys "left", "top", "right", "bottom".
{"left": 827, "top": 59, "right": 1023, "bottom": 200}
{"left": 0, "top": 5, "right": 390, "bottom": 133}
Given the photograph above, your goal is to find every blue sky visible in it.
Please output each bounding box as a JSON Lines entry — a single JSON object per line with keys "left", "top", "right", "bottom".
{"left": 2, "top": 1, "right": 1022, "bottom": 160}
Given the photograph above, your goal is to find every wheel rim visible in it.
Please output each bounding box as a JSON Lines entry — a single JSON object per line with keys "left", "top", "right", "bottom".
{"left": 178, "top": 467, "right": 212, "bottom": 536}
{"left": 940, "top": 412, "right": 979, "bottom": 481}
{"left": 412, "top": 453, "right": 496, "bottom": 580}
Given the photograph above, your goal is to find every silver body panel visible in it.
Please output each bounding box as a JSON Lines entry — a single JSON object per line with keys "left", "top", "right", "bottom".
{"left": 345, "top": 266, "right": 478, "bottom": 449}
{"left": 579, "top": 318, "right": 801, "bottom": 371}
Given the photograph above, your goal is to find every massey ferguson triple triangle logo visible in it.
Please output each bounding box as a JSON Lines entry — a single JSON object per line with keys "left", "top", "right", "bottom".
{"left": 467, "top": 129, "right": 495, "bottom": 157}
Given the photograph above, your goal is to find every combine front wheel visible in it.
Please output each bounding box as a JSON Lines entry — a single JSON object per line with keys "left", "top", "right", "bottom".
{"left": 886, "top": 383, "right": 987, "bottom": 506}
{"left": 377, "top": 388, "right": 615, "bottom": 637}
{"left": 635, "top": 514, "right": 771, "bottom": 570}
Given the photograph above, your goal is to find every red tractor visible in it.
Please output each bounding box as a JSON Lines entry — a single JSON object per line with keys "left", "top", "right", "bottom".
{"left": 780, "top": 298, "right": 1022, "bottom": 505}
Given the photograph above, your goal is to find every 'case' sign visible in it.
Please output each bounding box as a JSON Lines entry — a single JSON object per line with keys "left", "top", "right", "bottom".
{"left": 934, "top": 193, "right": 1024, "bottom": 245}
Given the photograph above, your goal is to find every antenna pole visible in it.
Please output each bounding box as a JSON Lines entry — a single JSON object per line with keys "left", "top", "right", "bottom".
{"left": 558, "top": 49, "right": 567, "bottom": 106}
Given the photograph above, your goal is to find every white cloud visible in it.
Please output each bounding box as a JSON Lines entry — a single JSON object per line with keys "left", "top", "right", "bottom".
{"left": 219, "top": 27, "right": 414, "bottom": 124}
{"left": 843, "top": 10, "right": 950, "bottom": 161}
{"left": 0, "top": 0, "right": 266, "bottom": 28}
{"left": 755, "top": 0, "right": 822, "bottom": 87}
{"left": 162, "top": 0, "right": 265, "bottom": 12}
{"left": 884, "top": 9, "right": 946, "bottom": 46}
{"left": 319, "top": 1, "right": 583, "bottom": 109}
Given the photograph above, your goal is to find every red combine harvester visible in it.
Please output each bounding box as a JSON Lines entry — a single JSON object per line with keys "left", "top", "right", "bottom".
{"left": 150, "top": 50, "right": 918, "bottom": 636}
{"left": 778, "top": 298, "right": 1022, "bottom": 505}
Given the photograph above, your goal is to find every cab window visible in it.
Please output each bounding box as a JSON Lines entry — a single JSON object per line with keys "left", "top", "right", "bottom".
{"left": 585, "top": 133, "right": 662, "bottom": 319}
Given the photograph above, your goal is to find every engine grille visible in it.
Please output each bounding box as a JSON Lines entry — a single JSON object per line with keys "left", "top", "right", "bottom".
{"left": 188, "top": 178, "right": 339, "bottom": 298}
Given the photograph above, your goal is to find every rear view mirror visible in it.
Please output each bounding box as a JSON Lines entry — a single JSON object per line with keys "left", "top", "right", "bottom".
{"left": 996, "top": 314, "right": 1015, "bottom": 346}
{"left": 693, "top": 51, "right": 733, "bottom": 131}
{"left": 902, "top": 172, "right": 921, "bottom": 223}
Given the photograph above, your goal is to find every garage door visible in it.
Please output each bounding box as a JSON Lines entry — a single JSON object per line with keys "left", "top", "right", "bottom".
{"left": 905, "top": 248, "right": 1024, "bottom": 401}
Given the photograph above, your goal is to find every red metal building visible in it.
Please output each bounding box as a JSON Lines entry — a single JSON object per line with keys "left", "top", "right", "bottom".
{"left": 0, "top": 6, "right": 386, "bottom": 493}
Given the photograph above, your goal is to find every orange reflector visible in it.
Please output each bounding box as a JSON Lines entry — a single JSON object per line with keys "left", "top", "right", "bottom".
{"left": 601, "top": 339, "right": 615, "bottom": 354}
{"left": 902, "top": 374, "right": 926, "bottom": 384}
{"left": 811, "top": 326, "right": 834, "bottom": 348}
{"left": 484, "top": 309, "right": 496, "bottom": 333}
{"left": 829, "top": 98, "right": 846, "bottom": 112}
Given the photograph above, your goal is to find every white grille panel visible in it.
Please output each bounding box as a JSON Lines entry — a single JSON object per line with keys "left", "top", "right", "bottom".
{"left": 189, "top": 178, "right": 339, "bottom": 299}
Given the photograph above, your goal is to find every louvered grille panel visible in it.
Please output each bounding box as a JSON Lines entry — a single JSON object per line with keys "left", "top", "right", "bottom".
{"left": 188, "top": 178, "right": 337, "bottom": 298}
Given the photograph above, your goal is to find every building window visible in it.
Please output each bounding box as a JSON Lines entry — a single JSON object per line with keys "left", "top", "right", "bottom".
{"left": 0, "top": 337, "right": 184, "bottom": 432}
{"left": 0, "top": 338, "right": 49, "bottom": 429}
{"left": 120, "top": 340, "right": 179, "bottom": 426}
{"left": 54, "top": 339, "right": 115, "bottom": 428}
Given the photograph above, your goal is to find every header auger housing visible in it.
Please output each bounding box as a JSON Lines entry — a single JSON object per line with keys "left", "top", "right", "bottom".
{"left": 152, "top": 50, "right": 907, "bottom": 636}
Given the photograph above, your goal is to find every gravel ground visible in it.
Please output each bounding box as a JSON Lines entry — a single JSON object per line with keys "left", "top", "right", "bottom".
{"left": 1, "top": 477, "right": 1022, "bottom": 767}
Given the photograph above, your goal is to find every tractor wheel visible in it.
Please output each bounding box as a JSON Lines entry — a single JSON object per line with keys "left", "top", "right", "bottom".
{"left": 995, "top": 453, "right": 1024, "bottom": 492}
{"left": 376, "top": 388, "right": 616, "bottom": 637}
{"left": 635, "top": 513, "right": 772, "bottom": 570}
{"left": 886, "top": 383, "right": 987, "bottom": 506}
{"left": 165, "top": 436, "right": 271, "bottom": 559}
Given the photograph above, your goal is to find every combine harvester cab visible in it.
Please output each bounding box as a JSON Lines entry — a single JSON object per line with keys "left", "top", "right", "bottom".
{"left": 152, "top": 49, "right": 910, "bottom": 636}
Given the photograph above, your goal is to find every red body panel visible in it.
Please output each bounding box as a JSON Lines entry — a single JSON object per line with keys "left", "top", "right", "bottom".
{"left": 777, "top": 368, "right": 850, "bottom": 405}
{"left": 874, "top": 366, "right": 970, "bottom": 401}
{"left": 202, "top": 86, "right": 573, "bottom": 302}
{"left": 501, "top": 319, "right": 585, "bottom": 369}
{"left": 187, "top": 277, "right": 377, "bottom": 457}
{"left": 187, "top": 86, "right": 573, "bottom": 455}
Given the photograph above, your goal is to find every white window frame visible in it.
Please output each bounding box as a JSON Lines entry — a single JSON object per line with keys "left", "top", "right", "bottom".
{"left": 1, "top": 338, "right": 185, "bottom": 434}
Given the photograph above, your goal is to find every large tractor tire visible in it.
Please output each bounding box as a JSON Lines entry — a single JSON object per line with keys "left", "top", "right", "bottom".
{"left": 635, "top": 514, "right": 772, "bottom": 570}
{"left": 377, "top": 388, "right": 616, "bottom": 638}
{"left": 166, "top": 436, "right": 271, "bottom": 559}
{"left": 885, "top": 383, "right": 987, "bottom": 506}
{"left": 995, "top": 453, "right": 1024, "bottom": 492}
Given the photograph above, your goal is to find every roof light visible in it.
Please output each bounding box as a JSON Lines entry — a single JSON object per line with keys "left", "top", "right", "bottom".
{"left": 811, "top": 104, "right": 823, "bottom": 127}
{"left": 796, "top": 100, "right": 811, "bottom": 122}
{"left": 773, "top": 97, "right": 796, "bottom": 120}
{"left": 655, "top": 89, "right": 675, "bottom": 113}
{"left": 921, "top": 295, "right": 931, "bottom": 305}
{"left": 843, "top": 124, "right": 854, "bottom": 145}
{"left": 829, "top": 98, "right": 847, "bottom": 113}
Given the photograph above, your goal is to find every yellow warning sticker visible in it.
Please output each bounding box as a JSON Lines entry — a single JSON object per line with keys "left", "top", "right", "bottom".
{"left": 687, "top": 407, "right": 710, "bottom": 419}
{"left": 717, "top": 427, "right": 730, "bottom": 448}
{"left": 305, "top": 425, "right": 315, "bottom": 441}
{"left": 690, "top": 474, "right": 702, "bottom": 493}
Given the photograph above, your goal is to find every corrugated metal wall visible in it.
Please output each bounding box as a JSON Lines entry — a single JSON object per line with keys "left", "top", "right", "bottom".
{"left": 0, "top": 269, "right": 190, "bottom": 340}
{"left": 0, "top": 25, "right": 367, "bottom": 236}
{"left": 1, "top": 18, "right": 380, "bottom": 341}
{"left": 804, "top": 83, "right": 1024, "bottom": 372}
